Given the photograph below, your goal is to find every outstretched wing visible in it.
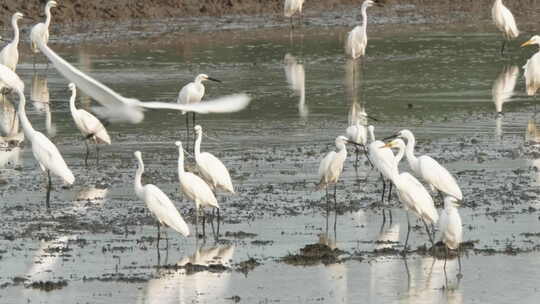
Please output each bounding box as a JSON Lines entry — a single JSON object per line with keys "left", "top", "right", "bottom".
{"left": 142, "top": 93, "right": 251, "bottom": 114}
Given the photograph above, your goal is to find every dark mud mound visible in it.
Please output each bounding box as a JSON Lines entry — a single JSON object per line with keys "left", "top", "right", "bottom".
{"left": 282, "top": 243, "right": 345, "bottom": 266}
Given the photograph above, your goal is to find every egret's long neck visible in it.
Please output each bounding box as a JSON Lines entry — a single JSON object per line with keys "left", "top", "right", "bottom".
{"left": 45, "top": 6, "right": 52, "bottom": 28}
{"left": 361, "top": 2, "right": 369, "bottom": 30}
{"left": 69, "top": 89, "right": 77, "bottom": 114}
{"left": 194, "top": 131, "right": 202, "bottom": 160}
{"left": 404, "top": 134, "right": 418, "bottom": 168}
{"left": 12, "top": 17, "right": 19, "bottom": 44}
{"left": 177, "top": 146, "right": 185, "bottom": 178}
{"left": 16, "top": 90, "right": 35, "bottom": 139}
{"left": 134, "top": 158, "right": 144, "bottom": 198}
{"left": 368, "top": 128, "right": 375, "bottom": 142}
{"left": 394, "top": 144, "right": 405, "bottom": 169}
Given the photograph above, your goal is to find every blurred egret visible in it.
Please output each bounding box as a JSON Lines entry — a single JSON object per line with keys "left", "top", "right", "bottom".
{"left": 0, "top": 64, "right": 24, "bottom": 93}
{"left": 346, "top": 116, "right": 368, "bottom": 165}
{"left": 134, "top": 151, "right": 190, "bottom": 251}
{"left": 68, "top": 83, "right": 111, "bottom": 166}
{"left": 33, "top": 38, "right": 250, "bottom": 124}
{"left": 175, "top": 141, "right": 219, "bottom": 238}
{"left": 391, "top": 129, "right": 462, "bottom": 201}
{"left": 492, "top": 0, "right": 519, "bottom": 56}
{"left": 521, "top": 36, "right": 540, "bottom": 97}
{"left": 439, "top": 196, "right": 463, "bottom": 273}
{"left": 383, "top": 139, "right": 438, "bottom": 250}
{"left": 284, "top": 54, "right": 307, "bottom": 118}
{"left": 284, "top": 0, "right": 305, "bottom": 25}
{"left": 30, "top": 1, "right": 57, "bottom": 53}
{"left": 177, "top": 74, "right": 221, "bottom": 130}
{"left": 345, "top": 0, "right": 383, "bottom": 59}
{"left": 0, "top": 12, "right": 23, "bottom": 71}
{"left": 492, "top": 65, "right": 518, "bottom": 116}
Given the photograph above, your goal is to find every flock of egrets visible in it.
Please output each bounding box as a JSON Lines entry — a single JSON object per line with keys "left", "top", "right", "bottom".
{"left": 0, "top": 0, "right": 540, "bottom": 275}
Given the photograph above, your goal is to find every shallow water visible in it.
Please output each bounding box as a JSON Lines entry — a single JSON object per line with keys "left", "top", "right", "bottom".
{"left": 1, "top": 21, "right": 540, "bottom": 303}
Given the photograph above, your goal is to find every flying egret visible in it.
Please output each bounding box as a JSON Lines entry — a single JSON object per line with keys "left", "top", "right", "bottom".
{"left": 0, "top": 12, "right": 23, "bottom": 71}
{"left": 175, "top": 141, "right": 219, "bottom": 238}
{"left": 177, "top": 74, "right": 221, "bottom": 130}
{"left": 284, "top": 0, "right": 305, "bottom": 25}
{"left": 345, "top": 0, "right": 383, "bottom": 60}
{"left": 30, "top": 0, "right": 57, "bottom": 54}
{"left": 382, "top": 139, "right": 438, "bottom": 251}
{"left": 193, "top": 125, "right": 234, "bottom": 236}
{"left": 521, "top": 36, "right": 540, "bottom": 97}
{"left": 134, "top": 151, "right": 190, "bottom": 251}
{"left": 33, "top": 37, "right": 251, "bottom": 124}
{"left": 389, "top": 129, "right": 462, "bottom": 201}
{"left": 492, "top": 65, "right": 518, "bottom": 116}
{"left": 492, "top": 0, "right": 519, "bottom": 56}
{"left": 439, "top": 196, "right": 463, "bottom": 273}
{"left": 68, "top": 83, "right": 111, "bottom": 166}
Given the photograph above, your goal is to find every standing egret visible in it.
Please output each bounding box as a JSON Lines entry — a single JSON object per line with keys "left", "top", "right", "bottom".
{"left": 382, "top": 139, "right": 438, "bottom": 251}
{"left": 284, "top": 0, "right": 305, "bottom": 25}
{"left": 439, "top": 196, "right": 463, "bottom": 273}
{"left": 346, "top": 116, "right": 369, "bottom": 165}
{"left": 177, "top": 74, "right": 221, "bottom": 131}
{"left": 345, "top": 0, "right": 383, "bottom": 60}
{"left": 68, "top": 83, "right": 111, "bottom": 166}
{"left": 193, "top": 125, "right": 234, "bottom": 235}
{"left": 0, "top": 64, "right": 24, "bottom": 93}
{"left": 390, "top": 129, "right": 462, "bottom": 201}
{"left": 492, "top": 0, "right": 519, "bottom": 56}
{"left": 0, "top": 12, "right": 23, "bottom": 71}
{"left": 134, "top": 151, "right": 190, "bottom": 251}
{"left": 14, "top": 88, "right": 74, "bottom": 208}
{"left": 30, "top": 1, "right": 57, "bottom": 53}
{"left": 175, "top": 141, "right": 219, "bottom": 238}
{"left": 521, "top": 36, "right": 540, "bottom": 97}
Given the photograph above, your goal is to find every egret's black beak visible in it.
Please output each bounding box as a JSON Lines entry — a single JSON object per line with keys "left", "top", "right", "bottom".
{"left": 381, "top": 134, "right": 398, "bottom": 141}
{"left": 207, "top": 77, "right": 222, "bottom": 83}
{"left": 23, "top": 16, "right": 35, "bottom": 21}
{"left": 347, "top": 139, "right": 365, "bottom": 147}
{"left": 374, "top": 0, "right": 385, "bottom": 7}
{"left": 365, "top": 115, "right": 379, "bottom": 122}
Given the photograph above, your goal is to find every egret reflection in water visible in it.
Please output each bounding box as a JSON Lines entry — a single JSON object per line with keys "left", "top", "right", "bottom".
{"left": 30, "top": 72, "right": 56, "bottom": 137}
{"left": 492, "top": 65, "right": 518, "bottom": 138}
{"left": 0, "top": 94, "right": 24, "bottom": 146}
{"left": 25, "top": 236, "right": 73, "bottom": 285}
{"left": 284, "top": 53, "right": 307, "bottom": 119}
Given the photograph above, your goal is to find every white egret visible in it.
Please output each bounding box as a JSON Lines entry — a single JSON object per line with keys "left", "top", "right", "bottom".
{"left": 439, "top": 196, "right": 463, "bottom": 273}
{"left": 391, "top": 129, "right": 462, "bottom": 201}
{"left": 175, "top": 141, "right": 219, "bottom": 238}
{"left": 492, "top": 0, "right": 519, "bottom": 56}
{"left": 345, "top": 0, "right": 383, "bottom": 59}
{"left": 134, "top": 151, "right": 190, "bottom": 251}
{"left": 33, "top": 37, "right": 251, "bottom": 124}
{"left": 0, "top": 94, "right": 23, "bottom": 145}
{"left": 30, "top": 0, "right": 57, "bottom": 53}
{"left": 284, "top": 53, "right": 307, "bottom": 118}
{"left": 0, "top": 12, "right": 23, "bottom": 71}
{"left": 15, "top": 87, "right": 74, "bottom": 208}
{"left": 383, "top": 139, "right": 438, "bottom": 250}
{"left": 346, "top": 116, "right": 368, "bottom": 165}
{"left": 492, "top": 65, "right": 518, "bottom": 116}
{"left": 284, "top": 0, "right": 305, "bottom": 24}
{"left": 177, "top": 73, "right": 221, "bottom": 129}
{"left": 68, "top": 83, "right": 111, "bottom": 166}
{"left": 0, "top": 64, "right": 24, "bottom": 93}
{"left": 521, "top": 36, "right": 540, "bottom": 97}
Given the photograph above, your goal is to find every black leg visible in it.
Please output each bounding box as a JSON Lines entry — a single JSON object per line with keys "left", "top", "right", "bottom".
{"left": 96, "top": 144, "right": 100, "bottom": 166}
{"left": 387, "top": 183, "right": 393, "bottom": 202}
{"left": 380, "top": 175, "right": 386, "bottom": 204}
{"left": 45, "top": 170, "right": 51, "bottom": 209}
{"left": 404, "top": 212, "right": 411, "bottom": 253}
{"left": 202, "top": 211, "right": 206, "bottom": 238}
{"left": 157, "top": 221, "right": 161, "bottom": 250}
{"left": 217, "top": 208, "right": 221, "bottom": 240}
{"left": 422, "top": 218, "right": 434, "bottom": 247}
{"left": 84, "top": 140, "right": 90, "bottom": 167}
{"left": 500, "top": 40, "right": 506, "bottom": 57}
{"left": 195, "top": 207, "right": 199, "bottom": 237}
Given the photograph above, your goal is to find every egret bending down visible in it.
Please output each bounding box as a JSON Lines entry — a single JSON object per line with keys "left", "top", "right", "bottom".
{"left": 521, "top": 36, "right": 540, "bottom": 97}
{"left": 30, "top": 1, "right": 57, "bottom": 54}
{"left": 0, "top": 12, "right": 23, "bottom": 71}
{"left": 176, "top": 141, "right": 219, "bottom": 238}
{"left": 345, "top": 0, "right": 383, "bottom": 59}
{"left": 134, "top": 151, "right": 189, "bottom": 250}
{"left": 177, "top": 74, "right": 221, "bottom": 130}
{"left": 391, "top": 129, "right": 462, "bottom": 201}
{"left": 439, "top": 196, "right": 463, "bottom": 273}
{"left": 492, "top": 0, "right": 519, "bottom": 56}
{"left": 383, "top": 139, "right": 438, "bottom": 251}
{"left": 68, "top": 83, "right": 111, "bottom": 166}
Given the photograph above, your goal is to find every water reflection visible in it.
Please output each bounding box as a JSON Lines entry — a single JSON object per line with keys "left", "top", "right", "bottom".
{"left": 375, "top": 223, "right": 400, "bottom": 250}
{"left": 284, "top": 53, "right": 307, "bottom": 119}
{"left": 73, "top": 186, "right": 109, "bottom": 211}
{"left": 0, "top": 146, "right": 22, "bottom": 168}
{"left": 25, "top": 236, "right": 72, "bottom": 284}
{"left": 492, "top": 65, "right": 518, "bottom": 137}
{"left": 0, "top": 94, "right": 24, "bottom": 145}
{"left": 30, "top": 72, "right": 56, "bottom": 137}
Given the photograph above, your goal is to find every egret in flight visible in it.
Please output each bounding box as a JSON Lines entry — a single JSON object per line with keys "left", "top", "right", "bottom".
{"left": 492, "top": 0, "right": 519, "bottom": 56}
{"left": 193, "top": 125, "right": 234, "bottom": 236}
{"left": 33, "top": 37, "right": 251, "bottom": 124}
{"left": 175, "top": 141, "right": 219, "bottom": 238}
{"left": 388, "top": 129, "right": 462, "bottom": 201}
{"left": 134, "top": 151, "right": 190, "bottom": 251}
{"left": 439, "top": 196, "right": 463, "bottom": 274}
{"left": 30, "top": 1, "right": 57, "bottom": 54}
{"left": 0, "top": 12, "right": 23, "bottom": 71}
{"left": 521, "top": 36, "right": 540, "bottom": 97}
{"left": 177, "top": 74, "right": 221, "bottom": 131}
{"left": 382, "top": 139, "right": 438, "bottom": 251}
{"left": 68, "top": 83, "right": 111, "bottom": 166}
{"left": 345, "top": 0, "right": 383, "bottom": 60}
{"left": 284, "top": 0, "right": 305, "bottom": 26}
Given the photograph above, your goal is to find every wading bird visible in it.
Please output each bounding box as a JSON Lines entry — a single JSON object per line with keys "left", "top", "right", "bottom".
{"left": 492, "top": 0, "right": 519, "bottom": 56}
{"left": 175, "top": 141, "right": 219, "bottom": 238}
{"left": 68, "top": 83, "right": 111, "bottom": 166}
{"left": 134, "top": 151, "right": 190, "bottom": 251}
{"left": 439, "top": 196, "right": 463, "bottom": 273}
{"left": 0, "top": 12, "right": 23, "bottom": 71}
{"left": 383, "top": 139, "right": 438, "bottom": 251}
{"left": 345, "top": 0, "right": 383, "bottom": 59}
{"left": 30, "top": 1, "right": 57, "bottom": 54}
{"left": 177, "top": 74, "right": 221, "bottom": 130}
{"left": 284, "top": 0, "right": 305, "bottom": 25}
{"left": 389, "top": 129, "right": 462, "bottom": 201}
{"left": 522, "top": 36, "right": 540, "bottom": 97}
{"left": 33, "top": 37, "right": 250, "bottom": 124}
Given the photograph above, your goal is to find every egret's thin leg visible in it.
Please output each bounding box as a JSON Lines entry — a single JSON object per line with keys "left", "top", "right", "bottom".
{"left": 325, "top": 187, "right": 329, "bottom": 234}
{"left": 156, "top": 221, "right": 161, "bottom": 250}
{"left": 500, "top": 40, "right": 506, "bottom": 57}
{"left": 209, "top": 211, "right": 217, "bottom": 241}
{"left": 84, "top": 140, "right": 90, "bottom": 167}
{"left": 422, "top": 218, "right": 434, "bottom": 247}
{"left": 380, "top": 175, "right": 386, "bottom": 204}
{"left": 202, "top": 211, "right": 206, "bottom": 238}
{"left": 165, "top": 230, "right": 169, "bottom": 251}
{"left": 217, "top": 208, "right": 221, "bottom": 240}
{"left": 45, "top": 170, "right": 51, "bottom": 209}
{"left": 458, "top": 246, "right": 462, "bottom": 275}
{"left": 404, "top": 212, "right": 411, "bottom": 252}
{"left": 389, "top": 209, "right": 393, "bottom": 224}
{"left": 333, "top": 184, "right": 338, "bottom": 234}
{"left": 387, "top": 182, "right": 393, "bottom": 202}
{"left": 96, "top": 144, "right": 100, "bottom": 166}
{"left": 444, "top": 245, "right": 448, "bottom": 274}
{"left": 195, "top": 207, "right": 199, "bottom": 237}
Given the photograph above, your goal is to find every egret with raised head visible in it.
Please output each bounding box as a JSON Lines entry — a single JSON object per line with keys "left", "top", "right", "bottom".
{"left": 492, "top": 0, "right": 519, "bottom": 56}
{"left": 0, "top": 12, "right": 23, "bottom": 71}
{"left": 345, "top": 0, "right": 383, "bottom": 59}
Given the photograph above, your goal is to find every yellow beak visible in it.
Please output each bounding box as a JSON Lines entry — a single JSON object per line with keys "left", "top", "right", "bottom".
{"left": 380, "top": 142, "right": 392, "bottom": 149}
{"left": 521, "top": 40, "right": 534, "bottom": 47}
